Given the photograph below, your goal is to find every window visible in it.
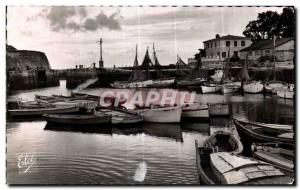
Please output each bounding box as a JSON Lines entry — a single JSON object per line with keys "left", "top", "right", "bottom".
{"left": 241, "top": 41, "right": 245, "bottom": 46}
{"left": 215, "top": 42, "right": 217, "bottom": 47}
{"left": 226, "top": 41, "right": 230, "bottom": 47}
{"left": 217, "top": 52, "right": 220, "bottom": 57}
{"left": 222, "top": 52, "right": 226, "bottom": 58}
{"left": 234, "top": 41, "right": 237, "bottom": 47}
{"left": 234, "top": 51, "right": 238, "bottom": 56}
{"left": 249, "top": 51, "right": 253, "bottom": 56}
{"left": 265, "top": 49, "right": 271, "bottom": 55}
{"left": 255, "top": 51, "right": 259, "bottom": 56}
{"left": 210, "top": 53, "right": 213, "bottom": 57}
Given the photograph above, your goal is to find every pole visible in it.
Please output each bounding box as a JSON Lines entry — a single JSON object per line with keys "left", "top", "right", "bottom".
{"left": 273, "top": 36, "right": 276, "bottom": 80}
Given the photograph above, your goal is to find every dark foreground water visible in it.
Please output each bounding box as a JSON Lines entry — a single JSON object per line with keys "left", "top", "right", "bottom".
{"left": 6, "top": 81, "right": 294, "bottom": 185}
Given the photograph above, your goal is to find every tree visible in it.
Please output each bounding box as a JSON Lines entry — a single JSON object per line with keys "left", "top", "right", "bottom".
{"left": 243, "top": 7, "right": 295, "bottom": 42}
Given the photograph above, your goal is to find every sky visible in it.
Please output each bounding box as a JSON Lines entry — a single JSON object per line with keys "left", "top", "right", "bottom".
{"left": 7, "top": 6, "right": 284, "bottom": 70}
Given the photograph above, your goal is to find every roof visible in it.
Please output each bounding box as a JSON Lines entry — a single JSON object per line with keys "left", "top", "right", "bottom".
{"left": 203, "top": 35, "right": 249, "bottom": 43}
{"left": 240, "top": 37, "right": 294, "bottom": 52}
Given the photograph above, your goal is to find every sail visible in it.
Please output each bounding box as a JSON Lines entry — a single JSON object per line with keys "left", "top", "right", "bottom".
{"left": 128, "top": 45, "right": 147, "bottom": 82}
{"left": 176, "top": 55, "right": 192, "bottom": 77}
{"left": 239, "top": 55, "right": 250, "bottom": 81}
{"left": 140, "top": 48, "right": 152, "bottom": 80}
{"left": 221, "top": 48, "right": 232, "bottom": 82}
{"left": 152, "top": 43, "right": 163, "bottom": 79}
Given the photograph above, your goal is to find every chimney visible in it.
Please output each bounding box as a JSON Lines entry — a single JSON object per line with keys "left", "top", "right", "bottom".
{"left": 216, "top": 34, "right": 220, "bottom": 39}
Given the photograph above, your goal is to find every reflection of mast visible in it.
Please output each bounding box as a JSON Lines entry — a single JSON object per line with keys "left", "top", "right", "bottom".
{"left": 273, "top": 36, "right": 276, "bottom": 80}
{"left": 96, "top": 38, "right": 104, "bottom": 68}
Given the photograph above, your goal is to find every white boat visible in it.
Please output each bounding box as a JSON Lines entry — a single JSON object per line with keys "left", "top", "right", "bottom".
{"left": 200, "top": 83, "right": 221, "bottom": 94}
{"left": 208, "top": 103, "right": 229, "bottom": 116}
{"left": 277, "top": 89, "right": 294, "bottom": 99}
{"left": 111, "top": 80, "right": 154, "bottom": 89}
{"left": 147, "top": 78, "right": 175, "bottom": 88}
{"left": 265, "top": 80, "right": 288, "bottom": 94}
{"left": 135, "top": 106, "right": 182, "bottom": 123}
{"left": 94, "top": 107, "right": 144, "bottom": 125}
{"left": 9, "top": 105, "right": 79, "bottom": 116}
{"left": 243, "top": 81, "right": 264, "bottom": 93}
{"left": 210, "top": 70, "right": 223, "bottom": 82}
{"left": 221, "top": 83, "right": 240, "bottom": 94}
{"left": 182, "top": 103, "right": 209, "bottom": 118}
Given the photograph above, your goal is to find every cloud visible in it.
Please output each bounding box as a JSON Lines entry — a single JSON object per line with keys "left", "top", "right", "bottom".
{"left": 39, "top": 7, "right": 121, "bottom": 32}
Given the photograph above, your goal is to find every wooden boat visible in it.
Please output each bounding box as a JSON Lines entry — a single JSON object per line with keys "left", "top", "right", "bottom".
{"left": 277, "top": 90, "right": 294, "bottom": 99}
{"left": 181, "top": 103, "right": 209, "bottom": 119}
{"left": 210, "top": 70, "right": 223, "bottom": 82}
{"left": 94, "top": 107, "right": 143, "bottom": 125}
{"left": 147, "top": 78, "right": 175, "bottom": 88}
{"left": 208, "top": 103, "right": 229, "bottom": 116}
{"left": 17, "top": 100, "right": 53, "bottom": 109}
{"left": 264, "top": 80, "right": 288, "bottom": 94}
{"left": 195, "top": 148, "right": 292, "bottom": 184}
{"left": 53, "top": 100, "right": 98, "bottom": 110}
{"left": 201, "top": 130, "right": 244, "bottom": 154}
{"left": 252, "top": 143, "right": 294, "bottom": 175}
{"left": 8, "top": 105, "right": 79, "bottom": 116}
{"left": 234, "top": 118, "right": 293, "bottom": 135}
{"left": 233, "top": 118, "right": 294, "bottom": 146}
{"left": 243, "top": 81, "right": 264, "bottom": 94}
{"left": 200, "top": 83, "right": 221, "bottom": 94}
{"left": 43, "top": 113, "right": 111, "bottom": 125}
{"left": 221, "top": 82, "right": 241, "bottom": 94}
{"left": 134, "top": 105, "right": 182, "bottom": 123}
{"left": 35, "top": 94, "right": 66, "bottom": 103}
{"left": 176, "top": 78, "right": 206, "bottom": 87}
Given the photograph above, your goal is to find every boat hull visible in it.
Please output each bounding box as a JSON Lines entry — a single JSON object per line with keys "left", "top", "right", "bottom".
{"left": 277, "top": 90, "right": 294, "bottom": 99}
{"left": 221, "top": 84, "right": 240, "bottom": 94}
{"left": 243, "top": 82, "right": 264, "bottom": 94}
{"left": 44, "top": 114, "right": 111, "bottom": 125}
{"left": 201, "top": 85, "right": 221, "bottom": 94}
{"left": 182, "top": 104, "right": 209, "bottom": 119}
{"left": 137, "top": 106, "right": 182, "bottom": 123}
{"left": 9, "top": 106, "right": 79, "bottom": 116}
{"left": 265, "top": 80, "right": 288, "bottom": 94}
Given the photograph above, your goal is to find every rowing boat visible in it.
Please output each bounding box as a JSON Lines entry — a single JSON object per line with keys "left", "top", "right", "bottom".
{"left": 43, "top": 113, "right": 111, "bottom": 125}
{"left": 182, "top": 103, "right": 209, "bottom": 119}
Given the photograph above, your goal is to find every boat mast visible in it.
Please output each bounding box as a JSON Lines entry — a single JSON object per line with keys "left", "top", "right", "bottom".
{"left": 273, "top": 36, "right": 276, "bottom": 80}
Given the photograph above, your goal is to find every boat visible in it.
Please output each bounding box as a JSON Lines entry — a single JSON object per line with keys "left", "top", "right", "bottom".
{"left": 221, "top": 83, "right": 241, "bottom": 94}
{"left": 252, "top": 143, "right": 294, "bottom": 175}
{"left": 200, "top": 82, "right": 221, "bottom": 94}
{"left": 200, "top": 130, "right": 244, "bottom": 154}
{"left": 35, "top": 94, "right": 66, "bottom": 103}
{"left": 233, "top": 118, "right": 294, "bottom": 146}
{"left": 17, "top": 100, "right": 53, "bottom": 109}
{"left": 265, "top": 80, "right": 288, "bottom": 94}
{"left": 181, "top": 103, "right": 209, "bottom": 119}
{"left": 210, "top": 69, "right": 223, "bottom": 82}
{"left": 8, "top": 105, "right": 79, "bottom": 117}
{"left": 195, "top": 147, "right": 292, "bottom": 184}
{"left": 277, "top": 89, "right": 294, "bottom": 99}
{"left": 147, "top": 78, "right": 175, "bottom": 88}
{"left": 176, "top": 77, "right": 206, "bottom": 87}
{"left": 243, "top": 81, "right": 264, "bottom": 93}
{"left": 94, "top": 107, "right": 143, "bottom": 125}
{"left": 43, "top": 113, "right": 111, "bottom": 125}
{"left": 52, "top": 100, "right": 98, "bottom": 110}
{"left": 111, "top": 46, "right": 154, "bottom": 89}
{"left": 134, "top": 105, "right": 182, "bottom": 123}
{"left": 208, "top": 103, "right": 229, "bottom": 117}
{"left": 234, "top": 118, "right": 293, "bottom": 135}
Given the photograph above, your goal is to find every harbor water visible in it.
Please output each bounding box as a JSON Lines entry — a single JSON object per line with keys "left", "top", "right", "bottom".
{"left": 6, "top": 80, "right": 294, "bottom": 184}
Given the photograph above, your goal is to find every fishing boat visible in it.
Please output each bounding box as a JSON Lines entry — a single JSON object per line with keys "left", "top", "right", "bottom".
{"left": 134, "top": 105, "right": 182, "bottom": 123}
{"left": 111, "top": 46, "right": 154, "bottom": 89}
{"left": 234, "top": 118, "right": 293, "bottom": 135}
{"left": 210, "top": 69, "right": 223, "bottom": 82}
{"left": 233, "top": 118, "right": 294, "bottom": 146}
{"left": 53, "top": 100, "right": 98, "bottom": 110}
{"left": 43, "top": 113, "right": 111, "bottom": 125}
{"left": 277, "top": 89, "right": 294, "bottom": 99}
{"left": 252, "top": 143, "right": 294, "bottom": 175}
{"left": 8, "top": 105, "right": 79, "bottom": 117}
{"left": 200, "top": 82, "right": 221, "bottom": 94}
{"left": 265, "top": 80, "right": 288, "bottom": 94}
{"left": 35, "top": 94, "right": 66, "bottom": 103}
{"left": 221, "top": 83, "right": 241, "bottom": 94}
{"left": 195, "top": 147, "right": 292, "bottom": 184}
{"left": 17, "top": 100, "right": 53, "bottom": 109}
{"left": 208, "top": 103, "right": 229, "bottom": 117}
{"left": 181, "top": 103, "right": 209, "bottom": 119}
{"left": 94, "top": 107, "right": 143, "bottom": 125}
{"left": 243, "top": 81, "right": 264, "bottom": 93}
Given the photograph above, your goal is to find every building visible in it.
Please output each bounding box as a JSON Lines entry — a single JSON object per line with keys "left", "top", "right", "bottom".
{"left": 202, "top": 34, "right": 252, "bottom": 62}
{"left": 240, "top": 38, "right": 294, "bottom": 65}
